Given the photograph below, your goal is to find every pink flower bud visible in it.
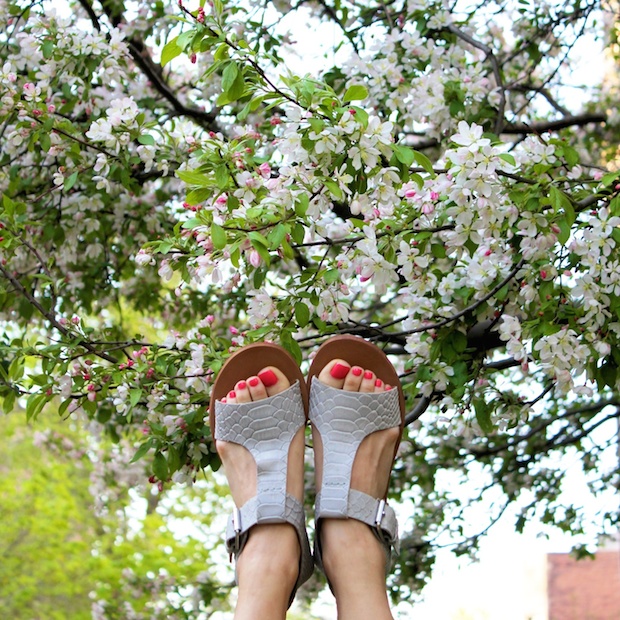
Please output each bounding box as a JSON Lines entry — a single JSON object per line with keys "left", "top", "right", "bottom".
{"left": 404, "top": 189, "right": 416, "bottom": 198}
{"left": 249, "top": 250, "right": 262, "bottom": 268}
{"left": 430, "top": 191, "right": 440, "bottom": 201}
{"left": 190, "top": 53, "right": 197, "bottom": 64}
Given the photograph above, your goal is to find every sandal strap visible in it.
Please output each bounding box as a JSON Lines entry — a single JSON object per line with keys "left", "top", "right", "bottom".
{"left": 309, "top": 378, "right": 401, "bottom": 517}
{"left": 316, "top": 489, "right": 399, "bottom": 551}
{"left": 225, "top": 493, "right": 314, "bottom": 592}
{"left": 309, "top": 378, "right": 401, "bottom": 576}
{"left": 214, "top": 380, "right": 313, "bottom": 599}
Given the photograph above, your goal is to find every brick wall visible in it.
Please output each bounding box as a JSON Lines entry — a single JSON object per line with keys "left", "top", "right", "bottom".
{"left": 547, "top": 549, "right": 620, "bottom": 620}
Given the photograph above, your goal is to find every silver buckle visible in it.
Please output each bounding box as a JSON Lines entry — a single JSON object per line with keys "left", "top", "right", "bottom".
{"left": 374, "top": 499, "right": 388, "bottom": 545}
{"left": 375, "top": 499, "right": 386, "bottom": 528}
{"left": 229, "top": 506, "right": 242, "bottom": 562}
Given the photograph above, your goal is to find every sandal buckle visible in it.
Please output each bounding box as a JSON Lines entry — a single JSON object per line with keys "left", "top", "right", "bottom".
{"left": 230, "top": 506, "right": 242, "bottom": 562}
{"left": 375, "top": 499, "right": 386, "bottom": 528}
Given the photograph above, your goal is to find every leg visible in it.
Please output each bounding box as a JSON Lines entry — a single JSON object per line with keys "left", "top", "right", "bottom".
{"left": 215, "top": 366, "right": 307, "bottom": 620}
{"left": 313, "top": 360, "right": 400, "bottom": 620}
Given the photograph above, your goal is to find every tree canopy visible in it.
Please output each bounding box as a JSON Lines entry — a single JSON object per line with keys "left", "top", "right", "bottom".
{"left": 1, "top": 0, "right": 620, "bottom": 613}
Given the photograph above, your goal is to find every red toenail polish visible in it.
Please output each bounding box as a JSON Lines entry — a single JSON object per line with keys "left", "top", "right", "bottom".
{"left": 228, "top": 390, "right": 236, "bottom": 398}
{"left": 248, "top": 377, "right": 260, "bottom": 388}
{"left": 375, "top": 379, "right": 383, "bottom": 387}
{"left": 364, "top": 371, "right": 373, "bottom": 380}
{"left": 330, "top": 363, "right": 350, "bottom": 379}
{"left": 258, "top": 369, "right": 278, "bottom": 387}
{"left": 221, "top": 397, "right": 227, "bottom": 403}
{"left": 237, "top": 381, "right": 247, "bottom": 390}
{"left": 386, "top": 386, "right": 392, "bottom": 391}
{"left": 352, "top": 367, "right": 363, "bottom": 377}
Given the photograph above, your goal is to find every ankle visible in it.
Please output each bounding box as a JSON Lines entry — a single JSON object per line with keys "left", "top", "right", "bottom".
{"left": 320, "top": 519, "right": 388, "bottom": 588}
{"left": 237, "top": 524, "right": 300, "bottom": 590}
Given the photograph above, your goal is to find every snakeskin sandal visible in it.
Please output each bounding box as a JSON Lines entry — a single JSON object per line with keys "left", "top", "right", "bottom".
{"left": 209, "top": 343, "right": 314, "bottom": 607}
{"left": 307, "top": 335, "right": 405, "bottom": 577}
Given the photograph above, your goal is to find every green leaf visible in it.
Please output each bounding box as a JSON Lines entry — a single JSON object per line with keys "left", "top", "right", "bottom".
{"left": 153, "top": 452, "right": 168, "bottom": 481}
{"left": 177, "top": 170, "right": 212, "bottom": 186}
{"left": 161, "top": 36, "right": 182, "bottom": 66}
{"left": 349, "top": 106, "right": 369, "bottom": 127}
{"left": 129, "top": 388, "right": 142, "bottom": 408}
{"left": 474, "top": 398, "right": 494, "bottom": 434}
{"left": 211, "top": 223, "right": 227, "bottom": 250}
{"left": 39, "top": 132, "right": 51, "bottom": 153}
{"left": 214, "top": 164, "right": 229, "bottom": 189}
{"left": 213, "top": 43, "right": 229, "bottom": 61}
{"left": 248, "top": 230, "right": 269, "bottom": 248}
{"left": 280, "top": 331, "right": 303, "bottom": 365}
{"left": 324, "top": 179, "right": 343, "bottom": 200}
{"left": 138, "top": 134, "right": 155, "bottom": 146}
{"left": 2, "top": 390, "right": 16, "bottom": 415}
{"left": 295, "top": 194, "right": 309, "bottom": 217}
{"left": 41, "top": 39, "right": 54, "bottom": 59}
{"left": 412, "top": 150, "right": 435, "bottom": 175}
{"left": 294, "top": 301, "right": 310, "bottom": 328}
{"left": 63, "top": 171, "right": 78, "bottom": 191}
{"left": 26, "top": 393, "right": 47, "bottom": 422}
{"left": 343, "top": 84, "right": 368, "bottom": 102}
{"left": 186, "top": 188, "right": 212, "bottom": 205}
{"left": 393, "top": 144, "right": 416, "bottom": 167}
{"left": 499, "top": 153, "right": 516, "bottom": 166}
{"left": 221, "top": 61, "right": 239, "bottom": 93}
{"left": 130, "top": 439, "right": 154, "bottom": 463}
{"left": 268, "top": 223, "right": 287, "bottom": 249}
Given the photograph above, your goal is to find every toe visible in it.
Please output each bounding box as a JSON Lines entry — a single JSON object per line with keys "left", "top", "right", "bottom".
{"left": 226, "top": 389, "right": 238, "bottom": 403}
{"left": 247, "top": 376, "right": 268, "bottom": 400}
{"left": 317, "top": 359, "right": 351, "bottom": 389}
{"left": 360, "top": 369, "right": 376, "bottom": 393}
{"left": 343, "top": 366, "right": 364, "bottom": 391}
{"left": 234, "top": 380, "right": 252, "bottom": 403}
{"left": 257, "top": 366, "right": 290, "bottom": 397}
{"left": 374, "top": 377, "right": 385, "bottom": 393}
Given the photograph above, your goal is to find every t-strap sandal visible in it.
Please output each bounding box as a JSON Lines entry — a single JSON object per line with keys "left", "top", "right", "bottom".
{"left": 307, "top": 335, "right": 405, "bottom": 577}
{"left": 209, "top": 343, "right": 314, "bottom": 607}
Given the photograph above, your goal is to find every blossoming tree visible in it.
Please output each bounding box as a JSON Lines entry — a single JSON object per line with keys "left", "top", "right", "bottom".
{"left": 2, "top": 0, "right": 620, "bottom": 612}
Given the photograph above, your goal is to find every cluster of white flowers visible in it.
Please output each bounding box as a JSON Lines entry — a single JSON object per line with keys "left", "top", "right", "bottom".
{"left": 533, "top": 327, "right": 590, "bottom": 392}
{"left": 86, "top": 97, "right": 140, "bottom": 151}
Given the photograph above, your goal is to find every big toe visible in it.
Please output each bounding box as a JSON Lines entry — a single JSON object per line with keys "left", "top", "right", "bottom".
{"left": 256, "top": 366, "right": 290, "bottom": 397}
{"left": 317, "top": 359, "right": 353, "bottom": 389}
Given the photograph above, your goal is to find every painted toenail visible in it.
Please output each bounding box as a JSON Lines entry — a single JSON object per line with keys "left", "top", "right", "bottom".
{"left": 228, "top": 390, "right": 236, "bottom": 398}
{"left": 352, "top": 367, "right": 363, "bottom": 376}
{"left": 237, "top": 381, "right": 247, "bottom": 390}
{"left": 364, "top": 371, "right": 373, "bottom": 380}
{"left": 375, "top": 379, "right": 383, "bottom": 387}
{"left": 258, "top": 369, "right": 278, "bottom": 387}
{"left": 330, "top": 362, "right": 351, "bottom": 379}
{"left": 221, "top": 397, "right": 227, "bottom": 403}
{"left": 386, "top": 385, "right": 392, "bottom": 391}
{"left": 248, "top": 377, "right": 260, "bottom": 387}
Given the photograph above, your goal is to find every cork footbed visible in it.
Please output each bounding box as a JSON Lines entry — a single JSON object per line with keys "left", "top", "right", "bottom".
{"left": 208, "top": 342, "right": 308, "bottom": 433}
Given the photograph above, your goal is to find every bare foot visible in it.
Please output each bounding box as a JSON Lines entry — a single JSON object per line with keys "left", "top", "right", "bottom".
{"left": 312, "top": 358, "right": 399, "bottom": 620}
{"left": 216, "top": 366, "right": 305, "bottom": 505}
{"left": 313, "top": 359, "right": 401, "bottom": 501}
{"left": 215, "top": 366, "right": 306, "bottom": 619}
